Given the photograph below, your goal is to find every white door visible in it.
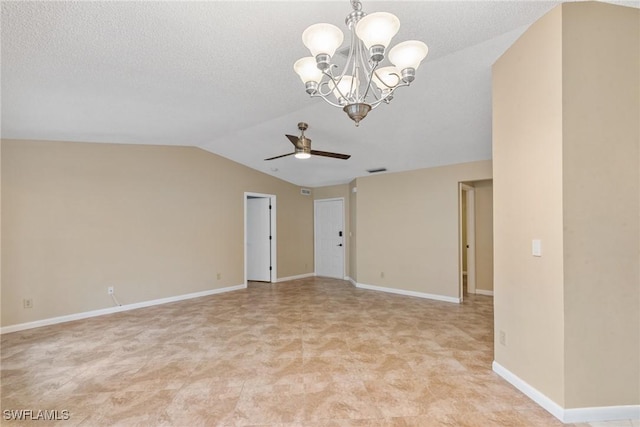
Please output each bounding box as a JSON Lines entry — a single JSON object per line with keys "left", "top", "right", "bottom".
{"left": 459, "top": 184, "right": 476, "bottom": 299}
{"left": 465, "top": 187, "right": 476, "bottom": 294}
{"left": 247, "top": 197, "right": 271, "bottom": 282}
{"left": 314, "top": 198, "right": 344, "bottom": 279}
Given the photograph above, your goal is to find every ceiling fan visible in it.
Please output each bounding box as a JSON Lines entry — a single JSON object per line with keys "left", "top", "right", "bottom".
{"left": 264, "top": 122, "right": 351, "bottom": 161}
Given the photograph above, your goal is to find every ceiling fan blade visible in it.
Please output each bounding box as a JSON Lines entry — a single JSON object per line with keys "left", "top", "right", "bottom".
{"left": 311, "top": 150, "right": 351, "bottom": 160}
{"left": 285, "top": 134, "right": 302, "bottom": 148}
{"left": 264, "top": 152, "right": 295, "bottom": 161}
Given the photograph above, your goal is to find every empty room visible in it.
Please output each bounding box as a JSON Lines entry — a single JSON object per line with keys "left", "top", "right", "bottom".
{"left": 1, "top": 1, "right": 638, "bottom": 426}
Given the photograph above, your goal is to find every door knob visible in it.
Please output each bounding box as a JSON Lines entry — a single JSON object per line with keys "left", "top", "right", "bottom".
{"left": 337, "top": 243, "right": 343, "bottom": 247}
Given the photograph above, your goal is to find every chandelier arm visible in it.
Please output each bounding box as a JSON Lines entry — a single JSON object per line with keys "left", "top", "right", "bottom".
{"left": 333, "top": 23, "right": 358, "bottom": 85}
{"left": 369, "top": 100, "right": 384, "bottom": 110}
{"left": 368, "top": 84, "right": 383, "bottom": 103}
{"left": 322, "top": 64, "right": 341, "bottom": 90}
{"left": 358, "top": 29, "right": 372, "bottom": 101}
{"left": 356, "top": 35, "right": 371, "bottom": 73}
{"left": 351, "top": 64, "right": 359, "bottom": 102}
{"left": 369, "top": 92, "right": 393, "bottom": 109}
{"left": 394, "top": 80, "right": 411, "bottom": 90}
{"left": 309, "top": 92, "right": 344, "bottom": 108}
{"left": 361, "top": 60, "right": 380, "bottom": 101}
{"left": 367, "top": 80, "right": 411, "bottom": 109}
{"left": 373, "top": 70, "right": 401, "bottom": 90}
{"left": 317, "top": 66, "right": 351, "bottom": 101}
{"left": 369, "top": 92, "right": 395, "bottom": 109}
{"left": 369, "top": 87, "right": 391, "bottom": 109}
{"left": 321, "top": 69, "right": 352, "bottom": 103}
{"left": 316, "top": 79, "right": 335, "bottom": 97}
{"left": 355, "top": 29, "right": 378, "bottom": 103}
{"left": 348, "top": 41, "right": 361, "bottom": 102}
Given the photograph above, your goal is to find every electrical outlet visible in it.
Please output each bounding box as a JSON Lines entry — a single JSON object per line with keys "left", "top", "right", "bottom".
{"left": 23, "top": 298, "right": 33, "bottom": 309}
{"left": 216, "top": 273, "right": 221, "bottom": 280}
{"left": 107, "top": 286, "right": 114, "bottom": 295}
{"left": 499, "top": 330, "right": 507, "bottom": 346}
{"left": 380, "top": 271, "right": 385, "bottom": 278}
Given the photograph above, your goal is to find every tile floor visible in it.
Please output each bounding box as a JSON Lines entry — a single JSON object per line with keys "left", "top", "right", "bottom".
{"left": 1, "top": 277, "right": 637, "bottom": 426}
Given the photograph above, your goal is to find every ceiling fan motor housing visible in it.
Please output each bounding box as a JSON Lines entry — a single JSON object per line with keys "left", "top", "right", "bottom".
{"left": 296, "top": 137, "right": 311, "bottom": 156}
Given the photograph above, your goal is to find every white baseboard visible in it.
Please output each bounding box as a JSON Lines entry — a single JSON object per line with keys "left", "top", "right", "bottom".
{"left": 355, "top": 282, "right": 460, "bottom": 304}
{"left": 345, "top": 277, "right": 357, "bottom": 286}
{"left": 474, "top": 289, "right": 494, "bottom": 296}
{"left": 492, "top": 361, "right": 565, "bottom": 420}
{"left": 492, "top": 361, "right": 640, "bottom": 423}
{"left": 275, "top": 273, "right": 315, "bottom": 283}
{"left": 0, "top": 284, "right": 246, "bottom": 335}
{"left": 564, "top": 405, "right": 640, "bottom": 423}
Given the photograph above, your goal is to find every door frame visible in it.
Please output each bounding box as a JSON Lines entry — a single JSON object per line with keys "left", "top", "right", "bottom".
{"left": 314, "top": 197, "right": 345, "bottom": 279}
{"left": 459, "top": 183, "right": 476, "bottom": 300}
{"left": 244, "top": 192, "right": 277, "bottom": 285}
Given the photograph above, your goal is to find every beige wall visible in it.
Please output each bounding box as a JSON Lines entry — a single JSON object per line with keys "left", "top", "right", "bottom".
{"left": 1, "top": 139, "right": 314, "bottom": 328}
{"left": 561, "top": 2, "right": 639, "bottom": 408}
{"left": 356, "top": 161, "right": 492, "bottom": 299}
{"left": 493, "top": 1, "right": 639, "bottom": 409}
{"left": 474, "top": 180, "right": 493, "bottom": 292}
{"left": 313, "top": 183, "right": 351, "bottom": 278}
{"left": 493, "top": 4, "right": 566, "bottom": 405}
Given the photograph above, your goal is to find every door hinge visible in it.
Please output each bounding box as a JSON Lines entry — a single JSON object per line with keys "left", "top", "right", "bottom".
{"left": 269, "top": 235, "right": 272, "bottom": 240}
{"left": 269, "top": 266, "right": 272, "bottom": 271}
{"left": 269, "top": 204, "right": 272, "bottom": 210}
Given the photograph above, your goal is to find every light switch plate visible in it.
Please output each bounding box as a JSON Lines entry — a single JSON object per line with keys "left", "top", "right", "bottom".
{"left": 532, "top": 239, "right": 542, "bottom": 257}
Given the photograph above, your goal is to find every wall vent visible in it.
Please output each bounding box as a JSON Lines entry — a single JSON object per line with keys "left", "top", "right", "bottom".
{"left": 366, "top": 167, "right": 387, "bottom": 174}
{"left": 300, "top": 188, "right": 311, "bottom": 196}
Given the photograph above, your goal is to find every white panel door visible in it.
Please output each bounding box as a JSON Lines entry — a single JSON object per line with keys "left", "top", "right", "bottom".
{"left": 247, "top": 197, "right": 271, "bottom": 282}
{"left": 314, "top": 199, "right": 344, "bottom": 279}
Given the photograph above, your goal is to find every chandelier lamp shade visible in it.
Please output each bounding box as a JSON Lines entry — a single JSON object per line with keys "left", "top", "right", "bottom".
{"left": 294, "top": 0, "right": 428, "bottom": 126}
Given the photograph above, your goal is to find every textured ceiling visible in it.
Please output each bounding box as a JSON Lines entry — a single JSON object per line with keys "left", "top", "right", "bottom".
{"left": 2, "top": 1, "right": 637, "bottom": 187}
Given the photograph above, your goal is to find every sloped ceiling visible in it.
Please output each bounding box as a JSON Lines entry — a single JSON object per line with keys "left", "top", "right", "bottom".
{"left": 2, "top": 1, "right": 636, "bottom": 187}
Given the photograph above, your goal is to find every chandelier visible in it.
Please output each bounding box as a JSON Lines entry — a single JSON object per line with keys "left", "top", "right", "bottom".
{"left": 293, "top": 0, "right": 429, "bottom": 126}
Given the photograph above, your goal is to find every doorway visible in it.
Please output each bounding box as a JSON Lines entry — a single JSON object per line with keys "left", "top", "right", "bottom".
{"left": 245, "top": 193, "right": 276, "bottom": 284}
{"left": 459, "top": 184, "right": 476, "bottom": 300}
{"left": 314, "top": 198, "right": 345, "bottom": 279}
{"left": 459, "top": 180, "right": 494, "bottom": 300}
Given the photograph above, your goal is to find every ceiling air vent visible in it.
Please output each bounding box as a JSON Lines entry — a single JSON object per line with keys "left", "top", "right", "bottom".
{"left": 300, "top": 188, "right": 311, "bottom": 196}
{"left": 366, "top": 167, "right": 387, "bottom": 174}
{"left": 336, "top": 46, "right": 350, "bottom": 58}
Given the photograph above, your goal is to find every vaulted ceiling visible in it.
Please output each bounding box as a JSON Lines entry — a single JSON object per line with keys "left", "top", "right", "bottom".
{"left": 2, "top": 1, "right": 636, "bottom": 187}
